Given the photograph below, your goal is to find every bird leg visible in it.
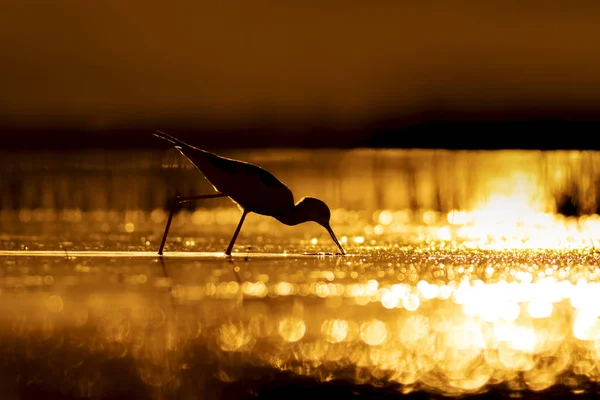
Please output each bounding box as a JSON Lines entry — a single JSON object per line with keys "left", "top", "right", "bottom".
{"left": 158, "top": 193, "right": 226, "bottom": 255}
{"left": 225, "top": 209, "right": 249, "bottom": 256}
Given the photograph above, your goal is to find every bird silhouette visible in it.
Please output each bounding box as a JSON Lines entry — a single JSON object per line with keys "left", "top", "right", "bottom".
{"left": 154, "top": 131, "right": 346, "bottom": 256}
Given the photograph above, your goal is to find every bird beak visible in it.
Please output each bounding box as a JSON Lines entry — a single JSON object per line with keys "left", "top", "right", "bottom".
{"left": 326, "top": 225, "right": 346, "bottom": 255}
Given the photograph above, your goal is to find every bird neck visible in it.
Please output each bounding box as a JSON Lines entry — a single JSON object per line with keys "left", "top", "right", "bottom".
{"left": 275, "top": 205, "right": 309, "bottom": 226}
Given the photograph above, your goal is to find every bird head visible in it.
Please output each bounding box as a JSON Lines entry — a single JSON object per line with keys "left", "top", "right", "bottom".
{"left": 296, "top": 197, "right": 331, "bottom": 226}
{"left": 296, "top": 197, "right": 345, "bottom": 255}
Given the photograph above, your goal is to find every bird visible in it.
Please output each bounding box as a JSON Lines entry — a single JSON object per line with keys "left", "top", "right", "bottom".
{"left": 153, "top": 130, "right": 346, "bottom": 256}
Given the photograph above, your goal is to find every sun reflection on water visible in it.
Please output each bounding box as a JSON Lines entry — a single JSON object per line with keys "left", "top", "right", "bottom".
{"left": 3, "top": 150, "right": 600, "bottom": 398}
{"left": 2, "top": 251, "right": 600, "bottom": 398}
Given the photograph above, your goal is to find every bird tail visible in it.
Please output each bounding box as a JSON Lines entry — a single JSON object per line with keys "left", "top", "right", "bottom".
{"left": 153, "top": 130, "right": 191, "bottom": 148}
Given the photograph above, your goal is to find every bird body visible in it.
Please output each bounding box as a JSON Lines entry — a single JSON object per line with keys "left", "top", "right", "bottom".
{"left": 154, "top": 131, "right": 345, "bottom": 255}
{"left": 179, "top": 140, "right": 295, "bottom": 217}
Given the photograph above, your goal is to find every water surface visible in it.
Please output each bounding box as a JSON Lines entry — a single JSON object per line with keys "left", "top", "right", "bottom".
{"left": 1, "top": 149, "right": 600, "bottom": 399}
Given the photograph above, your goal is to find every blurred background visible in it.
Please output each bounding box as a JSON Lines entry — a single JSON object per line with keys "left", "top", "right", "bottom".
{"left": 3, "top": 5, "right": 600, "bottom": 399}
{"left": 1, "top": 1, "right": 600, "bottom": 150}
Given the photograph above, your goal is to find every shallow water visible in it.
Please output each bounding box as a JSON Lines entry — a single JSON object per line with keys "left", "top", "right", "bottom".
{"left": 1, "top": 149, "right": 600, "bottom": 399}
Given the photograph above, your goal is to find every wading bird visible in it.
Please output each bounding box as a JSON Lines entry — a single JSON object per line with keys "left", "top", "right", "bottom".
{"left": 154, "top": 131, "right": 345, "bottom": 256}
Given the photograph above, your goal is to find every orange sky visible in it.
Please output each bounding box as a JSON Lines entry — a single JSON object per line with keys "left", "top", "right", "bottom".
{"left": 1, "top": 1, "right": 600, "bottom": 130}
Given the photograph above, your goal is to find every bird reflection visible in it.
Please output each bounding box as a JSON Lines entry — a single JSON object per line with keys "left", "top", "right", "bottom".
{"left": 159, "top": 256, "right": 169, "bottom": 279}
{"left": 228, "top": 258, "right": 243, "bottom": 284}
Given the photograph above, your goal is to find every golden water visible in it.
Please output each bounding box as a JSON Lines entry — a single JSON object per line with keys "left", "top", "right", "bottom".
{"left": 1, "top": 149, "right": 600, "bottom": 399}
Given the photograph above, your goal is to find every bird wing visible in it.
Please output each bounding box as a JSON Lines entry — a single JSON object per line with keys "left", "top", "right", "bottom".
{"left": 181, "top": 149, "right": 295, "bottom": 214}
